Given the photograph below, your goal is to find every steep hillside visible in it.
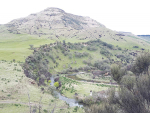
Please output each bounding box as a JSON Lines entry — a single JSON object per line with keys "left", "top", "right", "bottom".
{"left": 0, "top": 7, "right": 150, "bottom": 62}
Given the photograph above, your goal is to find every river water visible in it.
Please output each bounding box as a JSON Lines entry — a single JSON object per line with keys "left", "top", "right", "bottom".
{"left": 50, "top": 74, "right": 116, "bottom": 107}
{"left": 50, "top": 76, "right": 83, "bottom": 107}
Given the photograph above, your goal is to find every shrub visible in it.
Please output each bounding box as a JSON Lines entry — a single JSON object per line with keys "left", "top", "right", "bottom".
{"left": 120, "top": 75, "right": 136, "bottom": 91}
{"left": 111, "top": 64, "right": 126, "bottom": 83}
{"left": 100, "top": 49, "right": 112, "bottom": 57}
{"left": 47, "top": 86, "right": 56, "bottom": 96}
{"left": 133, "top": 46, "right": 139, "bottom": 48}
{"left": 54, "top": 82, "right": 59, "bottom": 88}
{"left": 74, "top": 52, "right": 89, "bottom": 58}
{"left": 83, "top": 96, "right": 95, "bottom": 105}
{"left": 73, "top": 106, "right": 79, "bottom": 112}
{"left": 68, "top": 54, "right": 72, "bottom": 59}
{"left": 43, "top": 109, "right": 48, "bottom": 113}
{"left": 118, "top": 47, "right": 122, "bottom": 50}
{"left": 94, "top": 60, "right": 110, "bottom": 71}
{"left": 110, "top": 62, "right": 150, "bottom": 113}
{"left": 48, "top": 80, "right": 51, "bottom": 83}
{"left": 107, "top": 44, "right": 114, "bottom": 49}
{"left": 87, "top": 46, "right": 98, "bottom": 51}
{"left": 131, "top": 53, "right": 150, "bottom": 76}
{"left": 85, "top": 103, "right": 117, "bottom": 113}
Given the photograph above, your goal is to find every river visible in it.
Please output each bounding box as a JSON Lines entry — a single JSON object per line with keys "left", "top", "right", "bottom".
{"left": 50, "top": 76, "right": 83, "bottom": 107}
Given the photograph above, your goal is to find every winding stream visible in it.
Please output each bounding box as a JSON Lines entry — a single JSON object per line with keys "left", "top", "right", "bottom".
{"left": 50, "top": 76, "right": 83, "bottom": 107}
{"left": 50, "top": 73, "right": 117, "bottom": 108}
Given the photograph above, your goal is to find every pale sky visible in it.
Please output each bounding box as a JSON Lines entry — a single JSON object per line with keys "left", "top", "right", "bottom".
{"left": 0, "top": 0, "right": 149, "bottom": 35}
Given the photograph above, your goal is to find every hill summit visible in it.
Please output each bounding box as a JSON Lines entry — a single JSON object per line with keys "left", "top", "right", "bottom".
{"left": 4, "top": 7, "right": 118, "bottom": 39}
{"left": 0, "top": 7, "right": 149, "bottom": 53}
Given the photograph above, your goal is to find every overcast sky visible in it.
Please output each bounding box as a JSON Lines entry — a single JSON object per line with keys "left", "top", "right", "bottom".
{"left": 0, "top": 0, "right": 149, "bottom": 35}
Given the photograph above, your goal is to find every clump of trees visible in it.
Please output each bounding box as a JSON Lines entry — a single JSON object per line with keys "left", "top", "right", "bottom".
{"left": 116, "top": 54, "right": 131, "bottom": 63}
{"left": 94, "top": 60, "right": 110, "bottom": 71}
{"left": 22, "top": 39, "right": 128, "bottom": 86}
{"left": 23, "top": 45, "right": 53, "bottom": 86}
{"left": 67, "top": 42, "right": 84, "bottom": 50}
{"left": 86, "top": 52, "right": 150, "bottom": 113}
{"left": 111, "top": 53, "right": 150, "bottom": 113}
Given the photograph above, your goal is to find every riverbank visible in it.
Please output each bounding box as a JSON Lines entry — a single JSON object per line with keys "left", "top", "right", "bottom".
{"left": 57, "top": 75, "right": 118, "bottom": 99}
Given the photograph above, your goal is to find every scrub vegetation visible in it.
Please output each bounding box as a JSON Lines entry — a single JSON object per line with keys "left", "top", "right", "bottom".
{"left": 1, "top": 7, "right": 150, "bottom": 113}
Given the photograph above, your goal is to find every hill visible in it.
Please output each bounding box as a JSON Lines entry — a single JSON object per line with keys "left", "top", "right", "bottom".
{"left": 137, "top": 35, "right": 150, "bottom": 42}
{"left": 0, "top": 7, "right": 150, "bottom": 61}
{"left": 1, "top": 7, "right": 150, "bottom": 113}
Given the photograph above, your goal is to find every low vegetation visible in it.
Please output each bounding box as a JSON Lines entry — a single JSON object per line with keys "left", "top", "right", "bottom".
{"left": 1, "top": 7, "right": 150, "bottom": 113}
{"left": 86, "top": 53, "right": 150, "bottom": 113}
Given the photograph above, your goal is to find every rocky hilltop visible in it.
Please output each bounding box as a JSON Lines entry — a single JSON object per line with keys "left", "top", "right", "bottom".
{"left": 0, "top": 7, "right": 149, "bottom": 49}
{"left": 2, "top": 7, "right": 118, "bottom": 40}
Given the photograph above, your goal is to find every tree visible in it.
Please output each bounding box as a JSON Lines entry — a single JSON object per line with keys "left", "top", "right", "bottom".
{"left": 131, "top": 53, "right": 150, "bottom": 76}
{"left": 110, "top": 65, "right": 150, "bottom": 113}
{"left": 48, "top": 80, "right": 51, "bottom": 83}
{"left": 120, "top": 75, "right": 136, "bottom": 91}
{"left": 111, "top": 64, "right": 126, "bottom": 83}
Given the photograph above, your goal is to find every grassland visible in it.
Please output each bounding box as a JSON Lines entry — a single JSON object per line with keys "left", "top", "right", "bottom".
{"left": 101, "top": 35, "right": 150, "bottom": 50}
{"left": 76, "top": 73, "right": 113, "bottom": 83}
{"left": 0, "top": 33, "right": 56, "bottom": 61}
{"left": 31, "top": 41, "right": 136, "bottom": 74}
{"left": 0, "top": 29, "right": 150, "bottom": 113}
{"left": 58, "top": 75, "right": 116, "bottom": 99}
{"left": 1, "top": 29, "right": 150, "bottom": 62}
{"left": 0, "top": 61, "right": 85, "bottom": 113}
{"left": 0, "top": 31, "right": 89, "bottom": 62}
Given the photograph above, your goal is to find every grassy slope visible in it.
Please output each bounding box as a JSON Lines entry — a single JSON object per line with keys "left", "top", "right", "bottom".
{"left": 101, "top": 35, "right": 150, "bottom": 50}
{"left": 0, "top": 33, "right": 56, "bottom": 61}
{"left": 0, "top": 27, "right": 150, "bottom": 62}
{"left": 76, "top": 73, "right": 112, "bottom": 82}
{"left": 0, "top": 26, "right": 150, "bottom": 112}
{"left": 41, "top": 43, "right": 133, "bottom": 74}
{"left": 59, "top": 75, "right": 117, "bottom": 99}
{"left": 0, "top": 61, "right": 85, "bottom": 113}
{"left": 0, "top": 32, "right": 89, "bottom": 62}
